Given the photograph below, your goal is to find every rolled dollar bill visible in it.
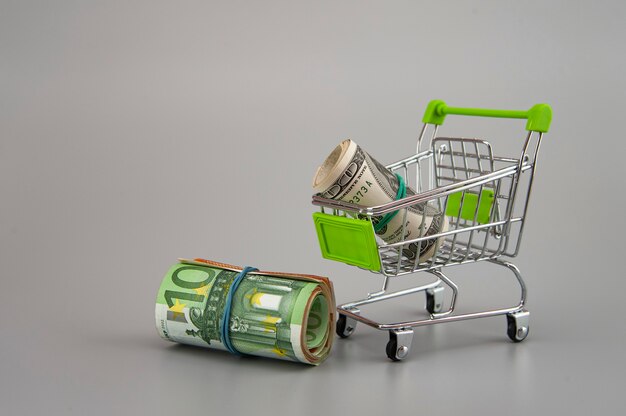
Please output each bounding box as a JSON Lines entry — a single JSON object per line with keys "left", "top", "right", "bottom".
{"left": 313, "top": 139, "right": 447, "bottom": 263}
{"left": 155, "top": 258, "right": 335, "bottom": 365}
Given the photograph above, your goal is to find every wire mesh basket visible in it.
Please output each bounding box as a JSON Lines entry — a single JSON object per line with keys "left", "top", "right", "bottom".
{"left": 312, "top": 100, "right": 552, "bottom": 361}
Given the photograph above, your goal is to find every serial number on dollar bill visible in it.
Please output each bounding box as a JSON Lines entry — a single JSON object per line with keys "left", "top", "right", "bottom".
{"left": 348, "top": 181, "right": 373, "bottom": 204}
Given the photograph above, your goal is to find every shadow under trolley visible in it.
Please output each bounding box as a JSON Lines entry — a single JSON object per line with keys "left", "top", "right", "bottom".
{"left": 312, "top": 100, "right": 552, "bottom": 361}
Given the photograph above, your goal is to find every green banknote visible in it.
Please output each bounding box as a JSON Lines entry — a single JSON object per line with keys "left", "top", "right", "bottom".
{"left": 155, "top": 259, "right": 336, "bottom": 365}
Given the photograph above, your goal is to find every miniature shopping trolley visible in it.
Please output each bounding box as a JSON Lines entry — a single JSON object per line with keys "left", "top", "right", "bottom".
{"left": 312, "top": 100, "right": 552, "bottom": 361}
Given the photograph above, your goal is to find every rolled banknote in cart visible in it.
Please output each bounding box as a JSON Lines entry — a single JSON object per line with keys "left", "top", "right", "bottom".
{"left": 313, "top": 139, "right": 447, "bottom": 263}
{"left": 155, "top": 258, "right": 336, "bottom": 365}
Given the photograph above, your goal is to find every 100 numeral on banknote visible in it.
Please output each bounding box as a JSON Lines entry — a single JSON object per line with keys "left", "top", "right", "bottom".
{"left": 156, "top": 259, "right": 335, "bottom": 365}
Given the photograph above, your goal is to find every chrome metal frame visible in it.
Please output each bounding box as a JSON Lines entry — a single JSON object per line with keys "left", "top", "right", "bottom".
{"left": 312, "top": 122, "right": 543, "bottom": 360}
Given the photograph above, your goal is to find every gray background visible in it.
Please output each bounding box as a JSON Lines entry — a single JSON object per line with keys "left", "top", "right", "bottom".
{"left": 1, "top": 1, "right": 625, "bottom": 414}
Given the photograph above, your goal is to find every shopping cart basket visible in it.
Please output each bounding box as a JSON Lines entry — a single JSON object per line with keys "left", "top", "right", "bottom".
{"left": 312, "top": 100, "right": 552, "bottom": 361}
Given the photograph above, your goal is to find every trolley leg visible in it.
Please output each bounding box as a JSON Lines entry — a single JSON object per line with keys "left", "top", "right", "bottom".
{"left": 489, "top": 259, "right": 527, "bottom": 308}
{"left": 428, "top": 269, "right": 458, "bottom": 317}
{"left": 336, "top": 308, "right": 360, "bottom": 338}
{"left": 368, "top": 275, "right": 391, "bottom": 298}
{"left": 506, "top": 309, "right": 529, "bottom": 342}
{"left": 386, "top": 328, "right": 414, "bottom": 361}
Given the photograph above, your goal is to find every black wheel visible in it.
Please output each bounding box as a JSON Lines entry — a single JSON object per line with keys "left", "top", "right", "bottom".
{"left": 426, "top": 293, "right": 436, "bottom": 314}
{"left": 507, "top": 313, "right": 529, "bottom": 342}
{"left": 336, "top": 314, "right": 355, "bottom": 338}
{"left": 425, "top": 287, "right": 443, "bottom": 314}
{"left": 386, "top": 335, "right": 400, "bottom": 361}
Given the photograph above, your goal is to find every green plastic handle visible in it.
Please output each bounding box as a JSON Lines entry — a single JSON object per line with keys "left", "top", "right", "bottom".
{"left": 422, "top": 100, "right": 552, "bottom": 133}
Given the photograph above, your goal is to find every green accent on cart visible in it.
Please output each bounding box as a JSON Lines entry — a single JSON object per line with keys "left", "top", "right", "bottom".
{"left": 422, "top": 100, "right": 552, "bottom": 133}
{"left": 445, "top": 189, "right": 495, "bottom": 224}
{"left": 313, "top": 212, "right": 381, "bottom": 271}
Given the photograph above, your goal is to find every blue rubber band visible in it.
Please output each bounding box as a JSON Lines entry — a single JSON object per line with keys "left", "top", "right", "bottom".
{"left": 220, "top": 266, "right": 258, "bottom": 355}
{"left": 373, "top": 174, "right": 406, "bottom": 233}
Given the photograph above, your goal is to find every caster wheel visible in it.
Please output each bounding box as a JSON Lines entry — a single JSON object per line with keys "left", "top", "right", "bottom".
{"left": 336, "top": 312, "right": 358, "bottom": 338}
{"left": 385, "top": 329, "right": 414, "bottom": 361}
{"left": 506, "top": 310, "right": 530, "bottom": 342}
{"left": 386, "top": 337, "right": 400, "bottom": 361}
{"left": 426, "top": 286, "right": 444, "bottom": 314}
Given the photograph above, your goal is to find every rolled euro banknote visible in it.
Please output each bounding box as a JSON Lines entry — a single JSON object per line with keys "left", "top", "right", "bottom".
{"left": 313, "top": 139, "right": 447, "bottom": 263}
{"left": 156, "top": 258, "right": 335, "bottom": 365}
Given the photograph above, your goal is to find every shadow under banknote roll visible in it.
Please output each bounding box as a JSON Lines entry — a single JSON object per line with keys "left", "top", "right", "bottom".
{"left": 312, "top": 139, "right": 448, "bottom": 263}
{"left": 155, "top": 258, "right": 336, "bottom": 365}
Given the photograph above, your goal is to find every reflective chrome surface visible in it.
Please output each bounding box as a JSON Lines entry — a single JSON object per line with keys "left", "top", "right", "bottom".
{"left": 313, "top": 121, "right": 544, "bottom": 360}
